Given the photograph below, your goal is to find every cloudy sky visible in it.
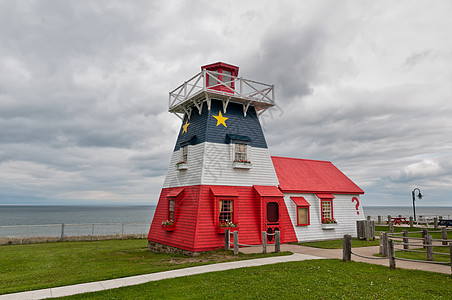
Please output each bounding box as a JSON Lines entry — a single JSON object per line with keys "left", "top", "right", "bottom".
{"left": 1, "top": 0, "right": 451, "bottom": 207}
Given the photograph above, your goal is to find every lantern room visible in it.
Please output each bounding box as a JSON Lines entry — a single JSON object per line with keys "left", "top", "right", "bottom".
{"left": 202, "top": 62, "right": 239, "bottom": 93}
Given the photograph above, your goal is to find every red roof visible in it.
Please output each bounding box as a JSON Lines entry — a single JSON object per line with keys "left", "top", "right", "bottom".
{"left": 254, "top": 185, "right": 284, "bottom": 197}
{"left": 271, "top": 156, "right": 364, "bottom": 194}
{"left": 210, "top": 186, "right": 239, "bottom": 197}
{"left": 290, "top": 197, "right": 311, "bottom": 206}
{"left": 167, "top": 187, "right": 184, "bottom": 197}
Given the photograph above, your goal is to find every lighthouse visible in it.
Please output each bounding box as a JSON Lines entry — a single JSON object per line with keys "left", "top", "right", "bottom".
{"left": 148, "top": 62, "right": 365, "bottom": 254}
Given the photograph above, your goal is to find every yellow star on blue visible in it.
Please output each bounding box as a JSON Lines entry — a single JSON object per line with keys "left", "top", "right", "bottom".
{"left": 213, "top": 111, "right": 228, "bottom": 128}
{"left": 181, "top": 120, "right": 190, "bottom": 134}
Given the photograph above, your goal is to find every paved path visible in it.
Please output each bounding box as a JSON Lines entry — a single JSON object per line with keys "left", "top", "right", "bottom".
{"left": 2, "top": 244, "right": 450, "bottom": 299}
{"left": 0, "top": 253, "right": 323, "bottom": 300}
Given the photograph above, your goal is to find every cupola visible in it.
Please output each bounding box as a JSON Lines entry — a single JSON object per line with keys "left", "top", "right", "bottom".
{"left": 201, "top": 62, "right": 239, "bottom": 93}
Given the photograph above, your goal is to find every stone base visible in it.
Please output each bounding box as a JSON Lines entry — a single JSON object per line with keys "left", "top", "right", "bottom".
{"left": 147, "top": 241, "right": 201, "bottom": 256}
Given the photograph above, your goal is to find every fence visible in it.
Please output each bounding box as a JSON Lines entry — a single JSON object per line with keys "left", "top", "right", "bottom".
{"left": 223, "top": 229, "right": 280, "bottom": 255}
{"left": 0, "top": 222, "right": 151, "bottom": 245}
{"left": 367, "top": 215, "right": 452, "bottom": 228}
{"left": 343, "top": 229, "right": 452, "bottom": 274}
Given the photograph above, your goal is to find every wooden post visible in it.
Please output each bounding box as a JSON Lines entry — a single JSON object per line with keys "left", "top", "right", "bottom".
{"left": 262, "top": 231, "right": 267, "bottom": 254}
{"left": 275, "top": 230, "right": 280, "bottom": 253}
{"left": 402, "top": 230, "right": 409, "bottom": 250}
{"left": 388, "top": 239, "right": 396, "bottom": 269}
{"left": 225, "top": 229, "right": 230, "bottom": 250}
{"left": 121, "top": 223, "right": 125, "bottom": 239}
{"left": 60, "top": 223, "right": 65, "bottom": 242}
{"left": 422, "top": 229, "right": 428, "bottom": 248}
{"left": 398, "top": 215, "right": 402, "bottom": 218}
{"left": 233, "top": 231, "right": 239, "bottom": 255}
{"left": 426, "top": 235, "right": 433, "bottom": 261}
{"left": 378, "top": 216, "right": 381, "bottom": 225}
{"left": 449, "top": 244, "right": 452, "bottom": 274}
{"left": 434, "top": 217, "right": 438, "bottom": 230}
{"left": 387, "top": 215, "right": 391, "bottom": 225}
{"left": 91, "top": 224, "right": 95, "bottom": 241}
{"left": 409, "top": 216, "right": 413, "bottom": 228}
{"left": 379, "top": 231, "right": 388, "bottom": 257}
{"left": 367, "top": 216, "right": 371, "bottom": 221}
{"left": 441, "top": 228, "right": 448, "bottom": 246}
{"left": 439, "top": 216, "right": 443, "bottom": 220}
{"left": 343, "top": 234, "right": 352, "bottom": 262}
{"left": 19, "top": 226, "right": 24, "bottom": 245}
{"left": 389, "top": 221, "right": 394, "bottom": 234}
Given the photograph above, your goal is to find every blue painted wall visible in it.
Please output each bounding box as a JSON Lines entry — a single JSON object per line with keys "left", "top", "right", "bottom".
{"left": 174, "top": 99, "right": 268, "bottom": 151}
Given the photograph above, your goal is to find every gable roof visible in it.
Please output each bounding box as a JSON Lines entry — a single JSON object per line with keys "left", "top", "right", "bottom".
{"left": 271, "top": 156, "right": 364, "bottom": 194}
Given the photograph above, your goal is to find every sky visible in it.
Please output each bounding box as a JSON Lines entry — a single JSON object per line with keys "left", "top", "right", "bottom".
{"left": 1, "top": 0, "right": 451, "bottom": 207}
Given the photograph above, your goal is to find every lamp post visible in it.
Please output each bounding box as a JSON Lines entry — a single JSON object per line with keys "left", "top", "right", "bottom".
{"left": 411, "top": 188, "right": 423, "bottom": 222}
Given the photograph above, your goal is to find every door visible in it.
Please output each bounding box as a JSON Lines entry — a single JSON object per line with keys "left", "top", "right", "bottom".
{"left": 266, "top": 202, "right": 280, "bottom": 243}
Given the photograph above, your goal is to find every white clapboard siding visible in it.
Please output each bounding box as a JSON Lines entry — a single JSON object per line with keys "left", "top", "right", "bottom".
{"left": 163, "top": 142, "right": 279, "bottom": 188}
{"left": 284, "top": 193, "right": 365, "bottom": 242}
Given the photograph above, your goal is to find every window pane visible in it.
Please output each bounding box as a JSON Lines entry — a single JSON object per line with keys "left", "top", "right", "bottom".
{"left": 182, "top": 146, "right": 188, "bottom": 162}
{"left": 298, "top": 207, "right": 308, "bottom": 224}
{"left": 322, "top": 201, "right": 332, "bottom": 219}
{"left": 234, "top": 144, "right": 247, "bottom": 161}
{"left": 219, "top": 200, "right": 233, "bottom": 222}
{"left": 223, "top": 70, "right": 232, "bottom": 87}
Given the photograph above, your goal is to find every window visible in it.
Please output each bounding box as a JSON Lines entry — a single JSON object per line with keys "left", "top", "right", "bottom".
{"left": 234, "top": 143, "right": 247, "bottom": 162}
{"left": 182, "top": 145, "right": 188, "bottom": 162}
{"left": 297, "top": 207, "right": 310, "bottom": 226}
{"left": 321, "top": 199, "right": 333, "bottom": 221}
{"left": 223, "top": 70, "right": 232, "bottom": 87}
{"left": 168, "top": 199, "right": 175, "bottom": 222}
{"left": 219, "top": 199, "right": 233, "bottom": 222}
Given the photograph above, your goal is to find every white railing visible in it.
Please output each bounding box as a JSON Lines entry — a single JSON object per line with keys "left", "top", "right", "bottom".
{"left": 0, "top": 222, "right": 150, "bottom": 245}
{"left": 168, "top": 69, "right": 275, "bottom": 114}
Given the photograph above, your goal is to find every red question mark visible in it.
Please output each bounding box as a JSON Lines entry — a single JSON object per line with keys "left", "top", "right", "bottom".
{"left": 352, "top": 197, "right": 360, "bottom": 215}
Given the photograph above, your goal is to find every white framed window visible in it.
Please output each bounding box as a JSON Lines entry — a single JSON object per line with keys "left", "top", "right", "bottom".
{"left": 182, "top": 145, "right": 188, "bottom": 162}
{"left": 234, "top": 143, "right": 247, "bottom": 162}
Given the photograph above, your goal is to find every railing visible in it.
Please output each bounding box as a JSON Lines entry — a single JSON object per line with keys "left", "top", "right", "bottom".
{"left": 223, "top": 229, "right": 280, "bottom": 255}
{"left": 0, "top": 222, "right": 151, "bottom": 245}
{"left": 168, "top": 69, "right": 275, "bottom": 116}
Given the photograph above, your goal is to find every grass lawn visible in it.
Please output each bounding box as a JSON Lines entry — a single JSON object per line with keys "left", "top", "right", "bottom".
{"left": 0, "top": 239, "right": 290, "bottom": 295}
{"left": 298, "top": 238, "right": 380, "bottom": 249}
{"left": 376, "top": 225, "right": 452, "bottom": 240}
{"left": 61, "top": 259, "right": 452, "bottom": 299}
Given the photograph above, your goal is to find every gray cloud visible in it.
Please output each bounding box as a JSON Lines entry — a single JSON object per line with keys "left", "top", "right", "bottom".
{"left": 1, "top": 0, "right": 452, "bottom": 207}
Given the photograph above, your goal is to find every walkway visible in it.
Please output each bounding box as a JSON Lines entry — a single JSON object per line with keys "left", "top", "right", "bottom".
{"left": 2, "top": 244, "right": 450, "bottom": 299}
{"left": 0, "top": 252, "right": 323, "bottom": 300}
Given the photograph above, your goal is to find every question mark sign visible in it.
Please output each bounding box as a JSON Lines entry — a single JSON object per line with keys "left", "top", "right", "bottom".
{"left": 352, "top": 197, "right": 360, "bottom": 215}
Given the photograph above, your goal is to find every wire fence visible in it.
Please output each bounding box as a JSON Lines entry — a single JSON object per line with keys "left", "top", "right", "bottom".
{"left": 0, "top": 222, "right": 151, "bottom": 245}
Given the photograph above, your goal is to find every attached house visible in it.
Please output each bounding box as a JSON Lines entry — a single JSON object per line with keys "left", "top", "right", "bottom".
{"left": 148, "top": 62, "right": 365, "bottom": 254}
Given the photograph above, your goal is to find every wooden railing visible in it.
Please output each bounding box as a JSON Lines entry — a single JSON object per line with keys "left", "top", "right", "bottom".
{"left": 224, "top": 229, "right": 280, "bottom": 255}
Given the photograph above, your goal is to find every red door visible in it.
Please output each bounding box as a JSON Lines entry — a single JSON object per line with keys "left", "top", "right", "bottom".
{"left": 265, "top": 201, "right": 280, "bottom": 244}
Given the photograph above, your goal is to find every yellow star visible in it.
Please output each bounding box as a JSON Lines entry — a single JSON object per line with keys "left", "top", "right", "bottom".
{"left": 182, "top": 120, "right": 190, "bottom": 134}
{"left": 213, "top": 111, "right": 228, "bottom": 128}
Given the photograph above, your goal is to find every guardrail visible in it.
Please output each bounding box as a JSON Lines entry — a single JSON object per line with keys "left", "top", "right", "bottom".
{"left": 0, "top": 222, "right": 151, "bottom": 245}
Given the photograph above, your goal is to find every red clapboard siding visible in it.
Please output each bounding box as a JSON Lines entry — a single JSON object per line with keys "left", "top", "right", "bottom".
{"left": 148, "top": 184, "right": 297, "bottom": 252}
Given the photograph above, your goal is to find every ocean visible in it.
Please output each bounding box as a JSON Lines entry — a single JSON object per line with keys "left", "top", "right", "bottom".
{"left": 1, "top": 205, "right": 451, "bottom": 226}
{"left": 1, "top": 205, "right": 451, "bottom": 239}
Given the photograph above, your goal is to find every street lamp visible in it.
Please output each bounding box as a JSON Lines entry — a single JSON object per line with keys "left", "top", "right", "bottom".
{"left": 411, "top": 188, "right": 423, "bottom": 221}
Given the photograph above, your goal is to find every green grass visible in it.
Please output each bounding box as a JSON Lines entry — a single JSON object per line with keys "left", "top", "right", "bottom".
{"left": 376, "top": 226, "right": 452, "bottom": 240}
{"left": 298, "top": 238, "right": 380, "bottom": 249}
{"left": 61, "top": 259, "right": 452, "bottom": 299}
{"left": 395, "top": 246, "right": 451, "bottom": 263}
{"left": 0, "top": 239, "right": 290, "bottom": 295}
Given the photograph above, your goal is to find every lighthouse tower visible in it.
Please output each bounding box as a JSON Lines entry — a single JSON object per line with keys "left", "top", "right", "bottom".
{"left": 148, "top": 62, "right": 296, "bottom": 253}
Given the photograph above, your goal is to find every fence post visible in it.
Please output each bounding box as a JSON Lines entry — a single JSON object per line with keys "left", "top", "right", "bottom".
{"left": 378, "top": 216, "right": 381, "bottom": 225}
{"left": 60, "top": 223, "right": 65, "bottom": 242}
{"left": 275, "top": 230, "right": 280, "bottom": 253}
{"left": 367, "top": 216, "right": 371, "bottom": 221}
{"left": 402, "top": 230, "right": 409, "bottom": 250}
{"left": 91, "top": 224, "right": 95, "bottom": 241}
{"left": 379, "top": 232, "right": 388, "bottom": 257}
{"left": 121, "top": 223, "right": 125, "bottom": 239}
{"left": 388, "top": 239, "right": 396, "bottom": 269}
{"left": 343, "top": 234, "right": 352, "bottom": 262}
{"left": 426, "top": 235, "right": 433, "bottom": 261}
{"left": 449, "top": 244, "right": 452, "bottom": 274}
{"left": 442, "top": 228, "right": 448, "bottom": 246}
{"left": 422, "top": 229, "right": 428, "bottom": 248}
{"left": 409, "top": 216, "right": 414, "bottom": 228}
{"left": 225, "top": 229, "right": 230, "bottom": 250}
{"left": 387, "top": 215, "right": 391, "bottom": 225}
{"left": 19, "top": 226, "right": 24, "bottom": 245}
{"left": 389, "top": 221, "right": 394, "bottom": 233}
{"left": 434, "top": 217, "right": 438, "bottom": 230}
{"left": 262, "top": 231, "right": 267, "bottom": 254}
{"left": 233, "top": 231, "right": 239, "bottom": 255}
